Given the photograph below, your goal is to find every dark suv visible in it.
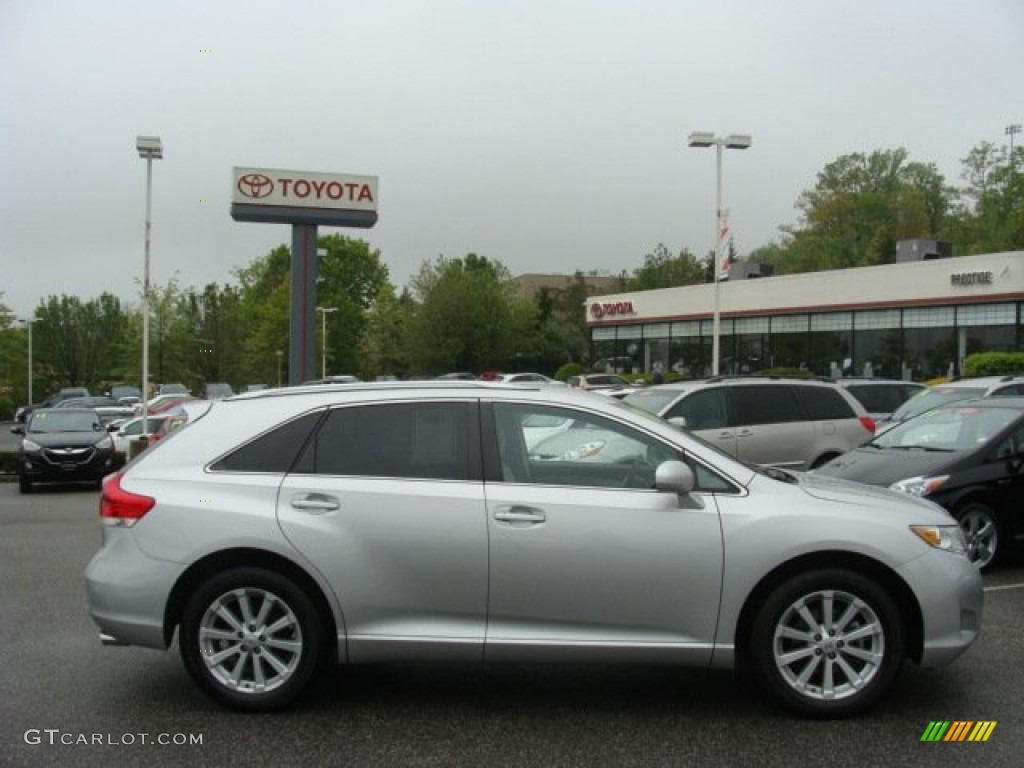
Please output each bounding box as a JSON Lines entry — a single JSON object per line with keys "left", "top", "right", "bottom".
{"left": 13, "top": 408, "right": 115, "bottom": 493}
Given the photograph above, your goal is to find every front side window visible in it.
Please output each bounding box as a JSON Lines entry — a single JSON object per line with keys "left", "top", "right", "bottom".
{"left": 663, "top": 388, "right": 729, "bottom": 430}
{"left": 304, "top": 402, "right": 474, "bottom": 481}
{"left": 490, "top": 402, "right": 736, "bottom": 492}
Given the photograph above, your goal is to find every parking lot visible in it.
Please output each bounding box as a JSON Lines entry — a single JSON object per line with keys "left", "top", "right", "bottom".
{"left": 1, "top": 482, "right": 1022, "bottom": 768}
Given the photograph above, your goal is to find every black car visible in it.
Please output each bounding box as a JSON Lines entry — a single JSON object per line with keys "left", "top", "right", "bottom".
{"left": 813, "top": 397, "right": 1024, "bottom": 570}
{"left": 14, "top": 386, "right": 91, "bottom": 423}
{"left": 12, "top": 408, "right": 115, "bottom": 494}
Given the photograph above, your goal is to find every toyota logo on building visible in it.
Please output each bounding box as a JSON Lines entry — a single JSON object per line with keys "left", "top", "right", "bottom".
{"left": 237, "top": 173, "right": 274, "bottom": 199}
{"left": 590, "top": 300, "right": 635, "bottom": 319}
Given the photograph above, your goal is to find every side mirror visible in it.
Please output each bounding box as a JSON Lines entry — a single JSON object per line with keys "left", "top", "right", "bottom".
{"left": 107, "top": 423, "right": 119, "bottom": 432}
{"left": 11, "top": 426, "right": 25, "bottom": 436}
{"left": 667, "top": 416, "right": 688, "bottom": 430}
{"left": 655, "top": 460, "right": 696, "bottom": 495}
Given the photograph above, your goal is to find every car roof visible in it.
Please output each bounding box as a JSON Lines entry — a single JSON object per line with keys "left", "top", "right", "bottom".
{"left": 936, "top": 395, "right": 1024, "bottom": 410}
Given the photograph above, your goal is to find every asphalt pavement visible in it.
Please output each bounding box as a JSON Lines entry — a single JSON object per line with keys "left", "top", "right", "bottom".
{"left": 1, "top": 483, "right": 1022, "bottom": 768}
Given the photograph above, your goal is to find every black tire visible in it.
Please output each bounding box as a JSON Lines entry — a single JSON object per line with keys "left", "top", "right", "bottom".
{"left": 954, "top": 501, "right": 1002, "bottom": 571}
{"left": 18, "top": 476, "right": 32, "bottom": 494}
{"left": 179, "top": 567, "right": 326, "bottom": 711}
{"left": 749, "top": 569, "right": 905, "bottom": 718}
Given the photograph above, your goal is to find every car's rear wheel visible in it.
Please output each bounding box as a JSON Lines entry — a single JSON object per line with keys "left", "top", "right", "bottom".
{"left": 954, "top": 501, "right": 1001, "bottom": 571}
{"left": 750, "top": 569, "right": 904, "bottom": 718}
{"left": 179, "top": 567, "right": 325, "bottom": 711}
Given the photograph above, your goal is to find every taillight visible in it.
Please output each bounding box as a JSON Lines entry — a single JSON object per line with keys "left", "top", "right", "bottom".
{"left": 100, "top": 473, "right": 155, "bottom": 527}
{"left": 859, "top": 416, "right": 876, "bottom": 434}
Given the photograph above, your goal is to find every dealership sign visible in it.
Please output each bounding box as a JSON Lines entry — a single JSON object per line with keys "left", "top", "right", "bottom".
{"left": 233, "top": 167, "right": 377, "bottom": 211}
{"left": 590, "top": 300, "right": 636, "bottom": 319}
{"left": 950, "top": 270, "right": 993, "bottom": 286}
{"left": 231, "top": 167, "right": 378, "bottom": 228}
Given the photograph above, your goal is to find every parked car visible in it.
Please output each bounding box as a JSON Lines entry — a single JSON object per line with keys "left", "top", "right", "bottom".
{"left": 302, "top": 375, "right": 361, "bottom": 385}
{"left": 15, "top": 386, "right": 90, "bottom": 423}
{"left": 157, "top": 383, "right": 190, "bottom": 396}
{"left": 877, "top": 374, "right": 1024, "bottom": 434}
{"left": 56, "top": 395, "right": 136, "bottom": 424}
{"left": 565, "top": 373, "right": 632, "bottom": 391}
{"left": 492, "top": 372, "right": 564, "bottom": 386}
{"left": 835, "top": 378, "right": 927, "bottom": 422}
{"left": 108, "top": 384, "right": 143, "bottom": 403}
{"left": 135, "top": 393, "right": 194, "bottom": 415}
{"left": 85, "top": 381, "right": 981, "bottom": 717}
{"left": 623, "top": 376, "right": 875, "bottom": 470}
{"left": 813, "top": 397, "right": 1024, "bottom": 570}
{"left": 13, "top": 408, "right": 115, "bottom": 493}
{"left": 203, "top": 382, "right": 235, "bottom": 400}
{"left": 108, "top": 415, "right": 172, "bottom": 454}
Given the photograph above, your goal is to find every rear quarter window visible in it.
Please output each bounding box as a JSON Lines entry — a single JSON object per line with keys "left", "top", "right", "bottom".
{"left": 210, "top": 411, "right": 324, "bottom": 473}
{"left": 796, "top": 386, "right": 856, "bottom": 420}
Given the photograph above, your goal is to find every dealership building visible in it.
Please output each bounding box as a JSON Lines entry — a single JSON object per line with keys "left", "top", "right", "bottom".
{"left": 584, "top": 248, "right": 1024, "bottom": 381}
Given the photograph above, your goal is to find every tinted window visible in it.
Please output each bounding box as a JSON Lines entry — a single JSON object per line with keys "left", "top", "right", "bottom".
{"left": 733, "top": 385, "right": 802, "bottom": 425}
{"left": 664, "top": 388, "right": 729, "bottom": 429}
{"left": 212, "top": 411, "right": 323, "bottom": 473}
{"left": 990, "top": 383, "right": 1024, "bottom": 397}
{"left": 796, "top": 386, "right": 856, "bottom": 420}
{"left": 308, "top": 402, "right": 473, "bottom": 481}
{"left": 844, "top": 384, "right": 901, "bottom": 414}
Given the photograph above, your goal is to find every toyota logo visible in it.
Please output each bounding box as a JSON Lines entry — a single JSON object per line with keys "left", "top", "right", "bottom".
{"left": 590, "top": 303, "right": 605, "bottom": 319}
{"left": 237, "top": 173, "right": 274, "bottom": 199}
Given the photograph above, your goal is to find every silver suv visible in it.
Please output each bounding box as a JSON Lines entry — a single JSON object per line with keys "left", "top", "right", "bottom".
{"left": 623, "top": 377, "right": 875, "bottom": 469}
{"left": 879, "top": 375, "right": 1024, "bottom": 433}
{"left": 85, "top": 381, "right": 981, "bottom": 717}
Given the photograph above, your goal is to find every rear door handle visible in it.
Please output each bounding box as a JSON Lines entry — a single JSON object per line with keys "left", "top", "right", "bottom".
{"left": 494, "top": 506, "right": 546, "bottom": 524}
{"left": 291, "top": 493, "right": 341, "bottom": 513}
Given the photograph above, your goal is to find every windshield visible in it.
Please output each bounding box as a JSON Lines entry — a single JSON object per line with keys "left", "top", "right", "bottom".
{"left": 873, "top": 404, "right": 1019, "bottom": 452}
{"left": 28, "top": 410, "right": 101, "bottom": 433}
{"left": 888, "top": 386, "right": 986, "bottom": 423}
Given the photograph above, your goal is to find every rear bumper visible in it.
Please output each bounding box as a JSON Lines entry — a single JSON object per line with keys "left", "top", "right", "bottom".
{"left": 84, "top": 529, "right": 184, "bottom": 649}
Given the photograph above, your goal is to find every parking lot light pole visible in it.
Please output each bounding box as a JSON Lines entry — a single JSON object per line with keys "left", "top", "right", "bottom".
{"left": 316, "top": 307, "right": 338, "bottom": 378}
{"left": 18, "top": 318, "right": 33, "bottom": 406}
{"left": 687, "top": 131, "right": 751, "bottom": 376}
{"left": 276, "top": 349, "right": 284, "bottom": 388}
{"left": 136, "top": 135, "right": 162, "bottom": 438}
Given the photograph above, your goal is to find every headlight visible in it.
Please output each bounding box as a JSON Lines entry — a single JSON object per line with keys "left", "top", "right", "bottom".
{"left": 22, "top": 439, "right": 42, "bottom": 452}
{"left": 95, "top": 435, "right": 114, "bottom": 450}
{"left": 911, "top": 525, "right": 968, "bottom": 555}
{"left": 889, "top": 474, "right": 948, "bottom": 497}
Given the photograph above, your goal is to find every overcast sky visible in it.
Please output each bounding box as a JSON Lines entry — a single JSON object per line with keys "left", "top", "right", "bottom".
{"left": 2, "top": 0, "right": 1022, "bottom": 320}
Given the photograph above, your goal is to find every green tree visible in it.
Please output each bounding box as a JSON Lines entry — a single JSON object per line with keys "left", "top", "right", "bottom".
{"left": 946, "top": 141, "right": 1024, "bottom": 254}
{"left": 405, "top": 254, "right": 523, "bottom": 374}
{"left": 628, "top": 244, "right": 706, "bottom": 290}
{"left": 32, "top": 293, "right": 130, "bottom": 391}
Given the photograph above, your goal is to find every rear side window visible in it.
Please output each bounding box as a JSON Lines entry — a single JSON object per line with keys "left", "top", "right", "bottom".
{"left": 797, "top": 386, "right": 856, "bottom": 420}
{"left": 300, "top": 402, "right": 476, "bottom": 481}
{"left": 732, "top": 385, "right": 801, "bottom": 426}
{"left": 211, "top": 411, "right": 324, "bottom": 473}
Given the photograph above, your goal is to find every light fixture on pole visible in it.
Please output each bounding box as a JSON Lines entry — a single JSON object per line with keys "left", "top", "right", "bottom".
{"left": 18, "top": 318, "right": 33, "bottom": 406}
{"left": 316, "top": 306, "right": 338, "bottom": 378}
{"left": 136, "top": 135, "right": 162, "bottom": 440}
{"left": 1007, "top": 123, "right": 1022, "bottom": 157}
{"left": 687, "top": 131, "right": 752, "bottom": 376}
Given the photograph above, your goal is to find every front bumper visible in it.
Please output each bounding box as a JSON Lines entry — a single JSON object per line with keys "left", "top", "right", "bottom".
{"left": 897, "top": 549, "right": 983, "bottom": 667}
{"left": 20, "top": 449, "right": 114, "bottom": 482}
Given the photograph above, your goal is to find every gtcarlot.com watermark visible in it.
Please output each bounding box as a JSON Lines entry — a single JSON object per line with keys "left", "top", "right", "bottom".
{"left": 24, "top": 729, "right": 203, "bottom": 746}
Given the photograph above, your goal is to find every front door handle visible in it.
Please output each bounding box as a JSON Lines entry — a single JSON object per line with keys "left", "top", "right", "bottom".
{"left": 494, "top": 506, "right": 546, "bottom": 524}
{"left": 291, "top": 493, "right": 340, "bottom": 513}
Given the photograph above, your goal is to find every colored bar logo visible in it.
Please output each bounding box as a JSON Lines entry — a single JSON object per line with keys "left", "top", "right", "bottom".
{"left": 921, "top": 721, "right": 997, "bottom": 742}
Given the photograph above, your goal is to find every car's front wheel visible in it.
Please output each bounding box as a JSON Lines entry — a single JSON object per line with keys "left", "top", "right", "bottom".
{"left": 179, "top": 567, "right": 326, "bottom": 711}
{"left": 750, "top": 569, "right": 904, "bottom": 718}
{"left": 954, "top": 501, "right": 1001, "bottom": 571}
